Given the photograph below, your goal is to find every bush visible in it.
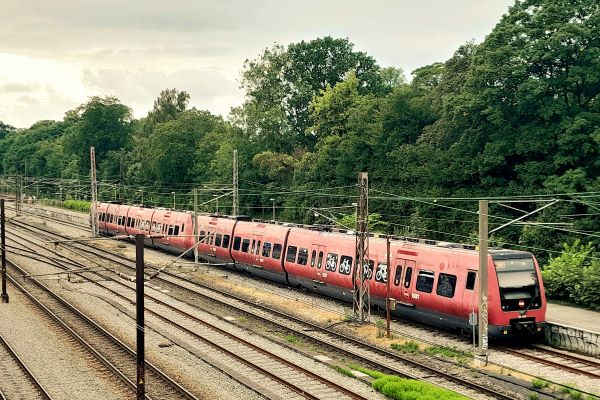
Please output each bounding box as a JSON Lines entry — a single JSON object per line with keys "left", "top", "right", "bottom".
{"left": 542, "top": 240, "right": 600, "bottom": 310}
{"left": 531, "top": 378, "right": 549, "bottom": 389}
{"left": 372, "top": 375, "right": 468, "bottom": 400}
{"left": 63, "top": 200, "right": 91, "bottom": 212}
{"left": 391, "top": 341, "right": 420, "bottom": 353}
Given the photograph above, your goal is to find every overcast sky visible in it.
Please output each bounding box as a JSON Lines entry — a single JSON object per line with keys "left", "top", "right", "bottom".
{"left": 0, "top": 0, "right": 514, "bottom": 128}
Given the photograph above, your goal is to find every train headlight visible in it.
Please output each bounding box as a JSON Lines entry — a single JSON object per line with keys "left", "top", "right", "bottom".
{"left": 518, "top": 300, "right": 525, "bottom": 308}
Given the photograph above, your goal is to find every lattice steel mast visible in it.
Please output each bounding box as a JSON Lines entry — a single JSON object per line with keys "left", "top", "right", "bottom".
{"left": 353, "top": 172, "right": 370, "bottom": 322}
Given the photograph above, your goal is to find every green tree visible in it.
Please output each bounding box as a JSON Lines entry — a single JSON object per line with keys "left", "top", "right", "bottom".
{"left": 63, "top": 96, "right": 133, "bottom": 176}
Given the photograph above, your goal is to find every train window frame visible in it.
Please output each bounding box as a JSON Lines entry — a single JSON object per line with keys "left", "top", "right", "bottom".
{"left": 339, "top": 255, "right": 353, "bottom": 275}
{"left": 416, "top": 270, "right": 435, "bottom": 293}
{"left": 375, "top": 262, "right": 387, "bottom": 284}
{"left": 262, "top": 242, "right": 272, "bottom": 257}
{"left": 394, "top": 261, "right": 404, "bottom": 286}
{"left": 297, "top": 248, "right": 309, "bottom": 265}
{"left": 215, "top": 233, "right": 223, "bottom": 247}
{"left": 466, "top": 271, "right": 477, "bottom": 290}
{"left": 317, "top": 251, "right": 324, "bottom": 269}
{"left": 272, "top": 243, "right": 283, "bottom": 259}
{"left": 233, "top": 236, "right": 241, "bottom": 251}
{"left": 436, "top": 273, "right": 457, "bottom": 298}
{"left": 310, "top": 250, "right": 317, "bottom": 267}
{"left": 286, "top": 246, "right": 297, "bottom": 262}
{"left": 241, "top": 239, "right": 250, "bottom": 253}
{"left": 222, "top": 234, "right": 230, "bottom": 248}
{"left": 362, "top": 260, "right": 375, "bottom": 280}
{"left": 255, "top": 240, "right": 261, "bottom": 255}
{"left": 404, "top": 265, "right": 413, "bottom": 288}
{"left": 325, "top": 253, "right": 338, "bottom": 272}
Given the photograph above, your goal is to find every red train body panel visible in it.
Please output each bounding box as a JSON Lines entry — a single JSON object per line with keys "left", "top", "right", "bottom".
{"left": 97, "top": 202, "right": 546, "bottom": 338}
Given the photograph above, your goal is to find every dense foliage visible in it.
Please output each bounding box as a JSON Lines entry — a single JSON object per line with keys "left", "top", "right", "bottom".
{"left": 542, "top": 240, "right": 600, "bottom": 309}
{"left": 1, "top": 0, "right": 599, "bottom": 302}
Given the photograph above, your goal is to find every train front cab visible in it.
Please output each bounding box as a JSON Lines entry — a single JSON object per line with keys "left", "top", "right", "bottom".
{"left": 488, "top": 251, "right": 546, "bottom": 339}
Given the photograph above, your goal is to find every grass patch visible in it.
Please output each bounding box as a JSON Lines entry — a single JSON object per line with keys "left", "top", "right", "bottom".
{"left": 42, "top": 198, "right": 91, "bottom": 212}
{"left": 531, "top": 378, "right": 549, "bottom": 389}
{"left": 331, "top": 365, "right": 355, "bottom": 378}
{"left": 284, "top": 334, "right": 302, "bottom": 344}
{"left": 391, "top": 341, "right": 419, "bottom": 353}
{"left": 424, "top": 346, "right": 470, "bottom": 363}
{"left": 373, "top": 375, "right": 468, "bottom": 400}
{"left": 348, "top": 365, "right": 468, "bottom": 399}
{"left": 237, "top": 315, "right": 247, "bottom": 323}
{"left": 528, "top": 393, "right": 539, "bottom": 400}
{"left": 348, "top": 364, "right": 384, "bottom": 379}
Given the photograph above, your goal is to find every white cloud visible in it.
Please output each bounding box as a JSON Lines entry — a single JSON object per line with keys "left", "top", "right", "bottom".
{"left": 0, "top": 0, "right": 514, "bottom": 127}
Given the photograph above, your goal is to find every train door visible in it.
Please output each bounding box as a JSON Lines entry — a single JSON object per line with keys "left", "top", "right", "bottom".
{"left": 252, "top": 233, "right": 263, "bottom": 267}
{"left": 398, "top": 259, "right": 416, "bottom": 306}
{"left": 207, "top": 226, "right": 217, "bottom": 257}
{"left": 311, "top": 244, "right": 326, "bottom": 283}
{"left": 462, "top": 270, "right": 478, "bottom": 317}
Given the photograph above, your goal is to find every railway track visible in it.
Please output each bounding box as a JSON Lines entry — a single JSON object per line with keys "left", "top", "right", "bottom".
{"left": 500, "top": 345, "right": 600, "bottom": 380}
{"left": 0, "top": 332, "right": 53, "bottom": 400}
{"left": 6, "top": 221, "right": 370, "bottom": 400}
{"left": 6, "top": 218, "right": 520, "bottom": 400}
{"left": 5, "top": 258, "right": 198, "bottom": 400}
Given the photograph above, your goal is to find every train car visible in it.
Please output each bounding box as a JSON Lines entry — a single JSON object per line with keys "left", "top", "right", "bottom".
{"left": 95, "top": 203, "right": 546, "bottom": 339}
{"left": 229, "top": 220, "right": 291, "bottom": 284}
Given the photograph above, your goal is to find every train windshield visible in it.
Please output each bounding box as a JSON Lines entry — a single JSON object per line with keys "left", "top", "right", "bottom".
{"left": 493, "top": 257, "right": 541, "bottom": 312}
{"left": 494, "top": 258, "right": 536, "bottom": 288}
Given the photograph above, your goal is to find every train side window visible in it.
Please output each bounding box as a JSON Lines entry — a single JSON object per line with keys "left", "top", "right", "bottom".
{"left": 297, "top": 248, "right": 309, "bottom": 265}
{"left": 286, "top": 246, "right": 297, "bottom": 262}
{"left": 233, "top": 236, "right": 241, "bottom": 251}
{"left": 250, "top": 239, "right": 256, "bottom": 254}
{"left": 363, "top": 260, "right": 374, "bottom": 279}
{"left": 209, "top": 232, "right": 215, "bottom": 245}
{"left": 325, "top": 253, "right": 338, "bottom": 271}
{"left": 394, "top": 264, "right": 403, "bottom": 286}
{"left": 339, "top": 255, "right": 352, "bottom": 275}
{"left": 241, "top": 239, "right": 250, "bottom": 253}
{"left": 404, "top": 266, "right": 413, "bottom": 288}
{"left": 466, "top": 271, "right": 477, "bottom": 290}
{"left": 255, "top": 240, "right": 261, "bottom": 255}
{"left": 168, "top": 225, "right": 174, "bottom": 236}
{"left": 127, "top": 217, "right": 131, "bottom": 227}
{"left": 174, "top": 225, "right": 180, "bottom": 236}
{"left": 317, "top": 251, "right": 324, "bottom": 269}
{"left": 436, "top": 273, "right": 457, "bottom": 298}
{"left": 416, "top": 270, "right": 435, "bottom": 293}
{"left": 181, "top": 224, "right": 185, "bottom": 233}
{"left": 272, "top": 243, "right": 282, "bottom": 259}
{"left": 262, "top": 242, "right": 272, "bottom": 257}
{"left": 215, "top": 233, "right": 223, "bottom": 247}
{"left": 222, "top": 234, "right": 230, "bottom": 248}
{"left": 200, "top": 230, "right": 206, "bottom": 241}
{"left": 375, "top": 262, "right": 387, "bottom": 283}
{"left": 310, "top": 250, "right": 317, "bottom": 267}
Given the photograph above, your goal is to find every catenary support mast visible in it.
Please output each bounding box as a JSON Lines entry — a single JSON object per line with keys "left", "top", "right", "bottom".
{"left": 353, "top": 172, "right": 370, "bottom": 322}
{"left": 232, "top": 149, "right": 239, "bottom": 216}
{"left": 90, "top": 147, "right": 99, "bottom": 237}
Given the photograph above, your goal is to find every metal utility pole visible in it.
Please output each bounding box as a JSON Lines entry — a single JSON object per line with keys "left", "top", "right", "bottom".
{"left": 193, "top": 188, "right": 198, "bottom": 264}
{"left": 15, "top": 175, "right": 22, "bottom": 215}
{"left": 270, "top": 198, "right": 275, "bottom": 221}
{"left": 135, "top": 234, "right": 145, "bottom": 399}
{"left": 386, "top": 236, "right": 391, "bottom": 338}
{"left": 232, "top": 149, "right": 239, "bottom": 216}
{"left": 1, "top": 199, "right": 9, "bottom": 303}
{"left": 352, "top": 172, "right": 370, "bottom": 323}
{"left": 171, "top": 192, "right": 176, "bottom": 209}
{"left": 90, "top": 147, "right": 99, "bottom": 237}
{"left": 478, "top": 200, "right": 489, "bottom": 356}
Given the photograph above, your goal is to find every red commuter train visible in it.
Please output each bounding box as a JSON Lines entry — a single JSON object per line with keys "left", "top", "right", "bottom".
{"left": 97, "top": 202, "right": 547, "bottom": 339}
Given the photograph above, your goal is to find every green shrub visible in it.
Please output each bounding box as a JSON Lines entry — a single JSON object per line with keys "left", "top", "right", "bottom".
{"left": 531, "top": 379, "right": 549, "bottom": 389}
{"left": 528, "top": 394, "right": 539, "bottom": 400}
{"left": 542, "top": 240, "right": 600, "bottom": 310}
{"left": 372, "top": 375, "right": 468, "bottom": 400}
{"left": 423, "top": 346, "right": 470, "bottom": 363}
{"left": 284, "top": 334, "right": 301, "bottom": 344}
{"left": 63, "top": 200, "right": 91, "bottom": 212}
{"left": 391, "top": 341, "right": 419, "bottom": 353}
